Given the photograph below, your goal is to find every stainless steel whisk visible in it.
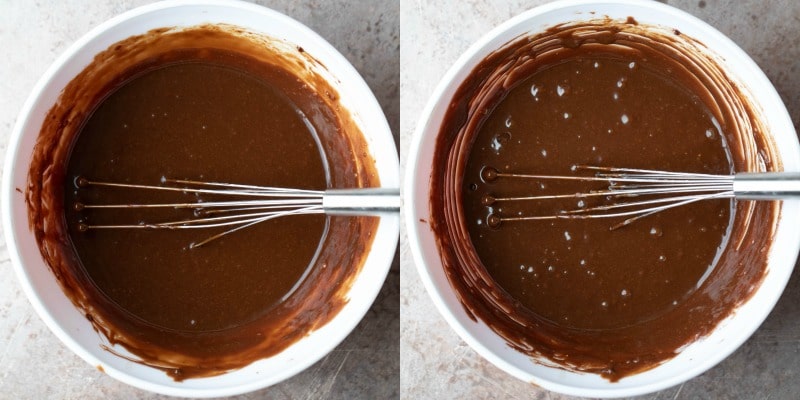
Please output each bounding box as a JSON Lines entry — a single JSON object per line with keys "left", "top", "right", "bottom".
{"left": 74, "top": 177, "right": 400, "bottom": 248}
{"left": 481, "top": 166, "right": 800, "bottom": 230}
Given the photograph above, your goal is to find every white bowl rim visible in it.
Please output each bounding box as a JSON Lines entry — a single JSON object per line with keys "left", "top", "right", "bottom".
{"left": 1, "top": 0, "right": 399, "bottom": 397}
{"left": 404, "top": 0, "right": 800, "bottom": 397}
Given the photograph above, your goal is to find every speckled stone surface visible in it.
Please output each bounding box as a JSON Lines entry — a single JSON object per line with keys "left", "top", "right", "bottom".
{"left": 0, "top": 0, "right": 398, "bottom": 399}
{"left": 400, "top": 0, "right": 800, "bottom": 399}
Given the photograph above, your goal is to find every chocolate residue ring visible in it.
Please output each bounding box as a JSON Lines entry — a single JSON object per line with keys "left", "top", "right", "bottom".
{"left": 27, "top": 24, "right": 381, "bottom": 381}
{"left": 4, "top": 3, "right": 401, "bottom": 393}
{"left": 430, "top": 19, "right": 781, "bottom": 382}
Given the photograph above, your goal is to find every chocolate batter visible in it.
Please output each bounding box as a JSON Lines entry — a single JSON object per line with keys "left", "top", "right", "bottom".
{"left": 27, "top": 26, "right": 380, "bottom": 379}
{"left": 465, "top": 52, "right": 733, "bottom": 331}
{"left": 431, "top": 20, "right": 780, "bottom": 380}
{"left": 66, "top": 60, "right": 328, "bottom": 333}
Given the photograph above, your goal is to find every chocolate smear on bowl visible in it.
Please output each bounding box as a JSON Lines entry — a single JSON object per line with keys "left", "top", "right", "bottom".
{"left": 27, "top": 25, "right": 380, "bottom": 380}
{"left": 431, "top": 19, "right": 780, "bottom": 381}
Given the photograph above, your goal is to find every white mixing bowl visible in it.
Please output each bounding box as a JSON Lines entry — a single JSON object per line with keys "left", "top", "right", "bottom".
{"left": 1, "top": 0, "right": 399, "bottom": 397}
{"left": 405, "top": 0, "right": 800, "bottom": 397}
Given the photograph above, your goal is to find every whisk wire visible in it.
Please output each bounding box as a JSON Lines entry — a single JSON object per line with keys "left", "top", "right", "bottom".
{"left": 484, "top": 166, "right": 743, "bottom": 229}
{"left": 79, "top": 178, "right": 326, "bottom": 198}
{"left": 74, "top": 177, "right": 397, "bottom": 248}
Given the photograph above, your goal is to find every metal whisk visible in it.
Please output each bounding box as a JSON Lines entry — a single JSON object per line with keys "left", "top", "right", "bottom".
{"left": 480, "top": 165, "right": 800, "bottom": 230}
{"left": 73, "top": 177, "right": 400, "bottom": 248}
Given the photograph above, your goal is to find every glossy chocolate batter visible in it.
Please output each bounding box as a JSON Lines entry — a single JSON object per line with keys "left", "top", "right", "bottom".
{"left": 464, "top": 52, "right": 733, "bottom": 331}
{"left": 27, "top": 26, "right": 379, "bottom": 379}
{"left": 431, "top": 20, "right": 780, "bottom": 380}
{"left": 66, "top": 60, "right": 328, "bottom": 333}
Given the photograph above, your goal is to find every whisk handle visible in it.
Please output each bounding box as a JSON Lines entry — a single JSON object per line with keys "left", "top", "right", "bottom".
{"left": 734, "top": 173, "right": 800, "bottom": 199}
{"left": 323, "top": 188, "right": 401, "bottom": 215}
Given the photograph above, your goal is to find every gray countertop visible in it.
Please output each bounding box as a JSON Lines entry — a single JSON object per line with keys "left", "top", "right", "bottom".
{"left": 400, "top": 0, "right": 800, "bottom": 399}
{"left": 0, "top": 1, "right": 398, "bottom": 399}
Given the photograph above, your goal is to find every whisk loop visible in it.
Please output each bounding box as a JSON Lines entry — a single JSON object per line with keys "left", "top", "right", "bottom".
{"left": 481, "top": 165, "right": 800, "bottom": 230}
{"left": 74, "top": 177, "right": 399, "bottom": 248}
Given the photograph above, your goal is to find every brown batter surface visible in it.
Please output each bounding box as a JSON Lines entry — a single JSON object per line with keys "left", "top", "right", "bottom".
{"left": 65, "top": 61, "right": 327, "bottom": 333}
{"left": 464, "top": 54, "right": 732, "bottom": 331}
{"left": 431, "top": 20, "right": 780, "bottom": 381}
{"left": 27, "top": 26, "right": 379, "bottom": 380}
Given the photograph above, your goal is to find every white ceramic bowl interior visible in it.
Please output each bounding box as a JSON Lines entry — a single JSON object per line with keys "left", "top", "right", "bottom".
{"left": 1, "top": 0, "right": 399, "bottom": 397}
{"left": 405, "top": 0, "right": 800, "bottom": 397}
